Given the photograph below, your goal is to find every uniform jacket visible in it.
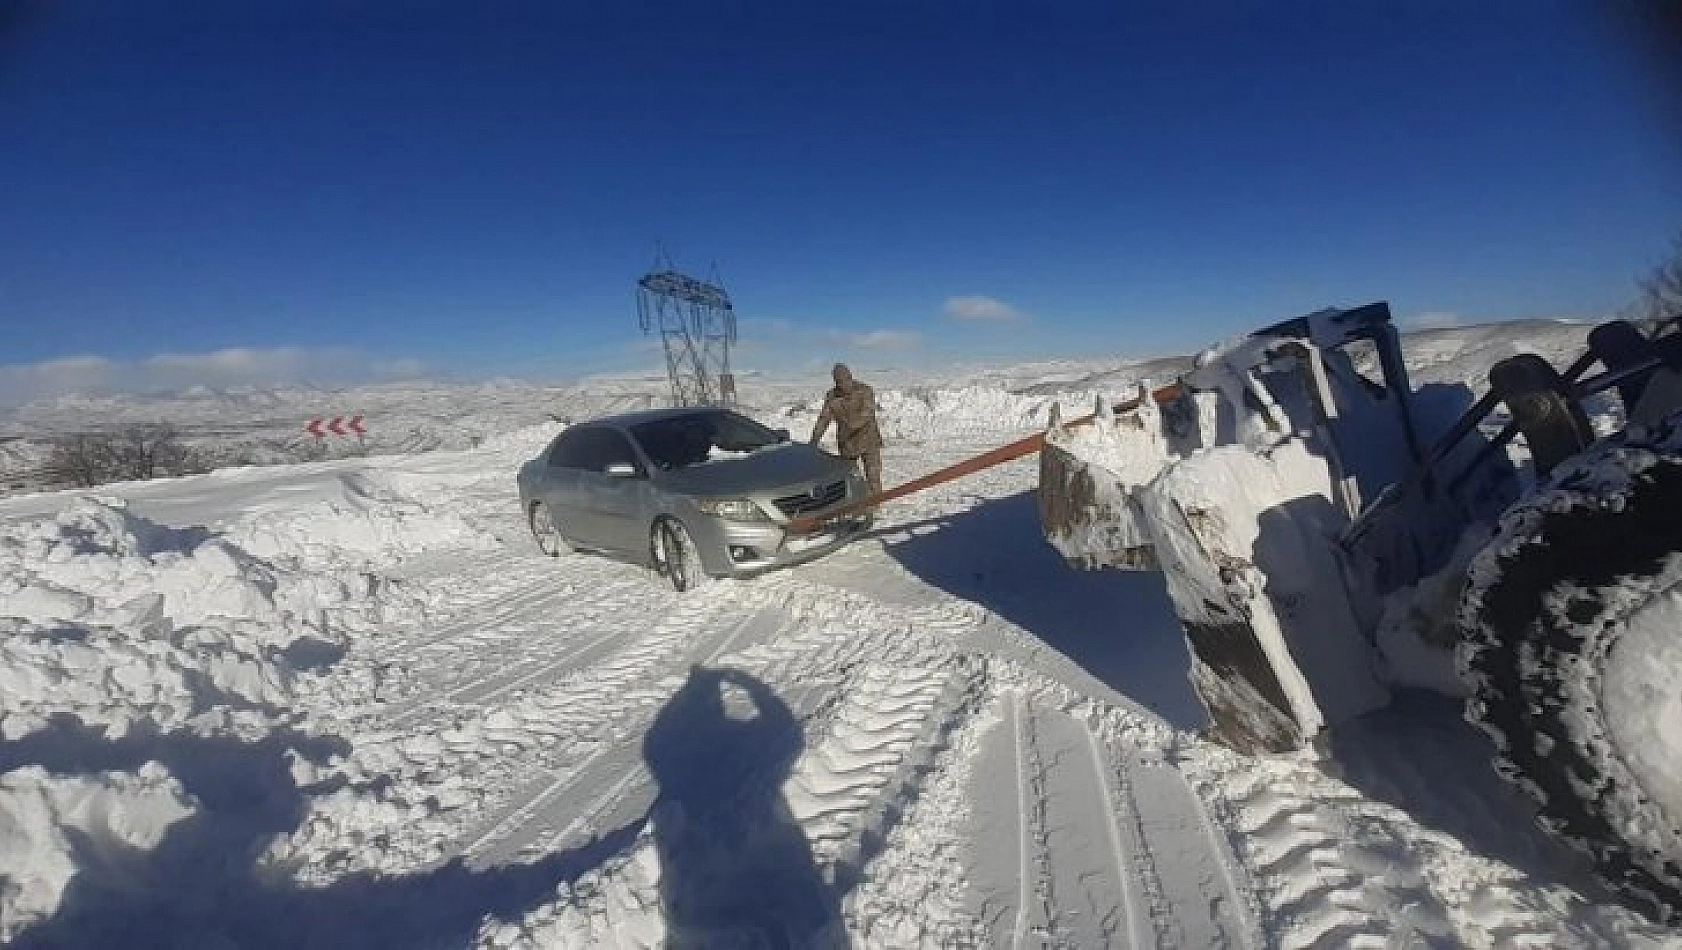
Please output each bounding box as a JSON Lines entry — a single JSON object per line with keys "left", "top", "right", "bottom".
{"left": 815, "top": 383, "right": 882, "bottom": 458}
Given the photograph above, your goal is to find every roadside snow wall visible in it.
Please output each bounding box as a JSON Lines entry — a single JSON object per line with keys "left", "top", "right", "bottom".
{"left": 0, "top": 494, "right": 468, "bottom": 940}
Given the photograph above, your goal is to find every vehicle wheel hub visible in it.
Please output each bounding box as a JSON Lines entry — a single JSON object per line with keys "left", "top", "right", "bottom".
{"left": 1602, "top": 584, "right": 1682, "bottom": 827}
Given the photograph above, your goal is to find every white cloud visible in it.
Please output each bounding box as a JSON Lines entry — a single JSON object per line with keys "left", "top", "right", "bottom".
{"left": 0, "top": 356, "right": 118, "bottom": 405}
{"left": 371, "top": 358, "right": 428, "bottom": 378}
{"left": 0, "top": 346, "right": 428, "bottom": 405}
{"left": 1405, "top": 311, "right": 1462, "bottom": 330}
{"left": 739, "top": 317, "right": 795, "bottom": 335}
{"left": 143, "top": 346, "right": 333, "bottom": 382}
{"left": 851, "top": 329, "right": 922, "bottom": 350}
{"left": 714, "top": 319, "right": 926, "bottom": 374}
{"left": 943, "top": 295, "right": 1024, "bottom": 322}
{"left": 621, "top": 339, "right": 667, "bottom": 356}
{"left": 819, "top": 328, "right": 922, "bottom": 350}
{"left": 36, "top": 356, "right": 114, "bottom": 375}
{"left": 734, "top": 317, "right": 922, "bottom": 351}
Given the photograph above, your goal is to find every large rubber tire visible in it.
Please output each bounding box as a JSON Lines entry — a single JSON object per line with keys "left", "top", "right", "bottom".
{"left": 528, "top": 501, "right": 573, "bottom": 557}
{"left": 653, "top": 518, "right": 712, "bottom": 593}
{"left": 1458, "top": 422, "right": 1682, "bottom": 924}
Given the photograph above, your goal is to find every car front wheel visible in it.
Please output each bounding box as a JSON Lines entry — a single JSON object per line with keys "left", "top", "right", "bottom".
{"left": 653, "top": 518, "right": 711, "bottom": 592}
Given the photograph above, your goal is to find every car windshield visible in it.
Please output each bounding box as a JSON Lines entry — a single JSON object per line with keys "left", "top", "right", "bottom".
{"left": 631, "top": 411, "right": 784, "bottom": 471}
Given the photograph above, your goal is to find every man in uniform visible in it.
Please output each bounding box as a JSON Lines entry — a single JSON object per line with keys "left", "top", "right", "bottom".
{"left": 809, "top": 363, "right": 883, "bottom": 495}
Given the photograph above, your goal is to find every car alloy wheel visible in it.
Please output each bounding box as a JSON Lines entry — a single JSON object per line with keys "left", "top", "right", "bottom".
{"left": 656, "top": 518, "right": 709, "bottom": 592}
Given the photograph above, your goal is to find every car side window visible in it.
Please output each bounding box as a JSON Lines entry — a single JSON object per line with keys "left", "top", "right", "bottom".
{"left": 547, "top": 430, "right": 585, "bottom": 468}
{"left": 573, "top": 428, "right": 643, "bottom": 475}
{"left": 596, "top": 430, "right": 641, "bottom": 472}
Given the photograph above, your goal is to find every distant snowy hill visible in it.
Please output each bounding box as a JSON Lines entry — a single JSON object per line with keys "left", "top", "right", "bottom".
{"left": 1402, "top": 318, "right": 1591, "bottom": 386}
{"left": 0, "top": 319, "right": 1600, "bottom": 495}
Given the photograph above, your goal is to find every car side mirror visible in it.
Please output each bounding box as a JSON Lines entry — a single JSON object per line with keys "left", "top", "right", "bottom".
{"left": 604, "top": 462, "right": 640, "bottom": 478}
{"left": 774, "top": 428, "right": 791, "bottom": 442}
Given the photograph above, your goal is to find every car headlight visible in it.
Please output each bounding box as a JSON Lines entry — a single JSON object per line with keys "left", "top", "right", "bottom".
{"left": 695, "top": 498, "right": 771, "bottom": 522}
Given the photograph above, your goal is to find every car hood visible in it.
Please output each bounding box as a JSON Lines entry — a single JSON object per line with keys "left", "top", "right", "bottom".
{"left": 656, "top": 443, "right": 850, "bottom": 496}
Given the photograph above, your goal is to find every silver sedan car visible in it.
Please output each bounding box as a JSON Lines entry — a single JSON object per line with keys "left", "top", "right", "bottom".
{"left": 516, "top": 407, "right": 873, "bottom": 590}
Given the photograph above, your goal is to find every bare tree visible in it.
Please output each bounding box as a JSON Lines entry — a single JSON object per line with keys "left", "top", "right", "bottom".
{"left": 45, "top": 424, "right": 203, "bottom": 488}
{"left": 1640, "top": 234, "right": 1682, "bottom": 322}
{"left": 114, "top": 424, "right": 196, "bottom": 480}
{"left": 46, "top": 434, "right": 122, "bottom": 488}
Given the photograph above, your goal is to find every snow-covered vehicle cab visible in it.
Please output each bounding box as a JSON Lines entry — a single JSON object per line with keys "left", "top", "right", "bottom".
{"left": 1038, "top": 301, "right": 1682, "bottom": 921}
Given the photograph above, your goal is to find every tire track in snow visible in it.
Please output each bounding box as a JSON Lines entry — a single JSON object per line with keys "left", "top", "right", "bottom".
{"left": 1096, "top": 733, "right": 1257, "bottom": 949}
{"left": 409, "top": 583, "right": 574, "bottom": 653}
{"left": 460, "top": 599, "right": 957, "bottom": 869}
{"left": 462, "top": 579, "right": 987, "bottom": 884}
{"left": 369, "top": 580, "right": 600, "bottom": 719}
{"left": 1215, "top": 758, "right": 1448, "bottom": 949}
{"left": 1024, "top": 703, "right": 1144, "bottom": 949}
{"left": 1144, "top": 757, "right": 1261, "bottom": 949}
{"left": 383, "top": 604, "right": 640, "bottom": 728}
{"left": 976, "top": 694, "right": 1144, "bottom": 949}
{"left": 784, "top": 655, "right": 984, "bottom": 882}
{"left": 527, "top": 651, "right": 976, "bottom": 876}
{"left": 1008, "top": 693, "right": 1052, "bottom": 947}
{"left": 472, "top": 651, "right": 989, "bottom": 946}
{"left": 969, "top": 688, "right": 1257, "bottom": 950}
{"left": 373, "top": 558, "right": 651, "bottom": 724}
{"left": 381, "top": 546, "right": 629, "bottom": 659}
{"left": 1085, "top": 723, "right": 1150, "bottom": 949}
{"left": 1200, "top": 737, "right": 1679, "bottom": 949}
{"left": 304, "top": 548, "right": 594, "bottom": 725}
{"left": 522, "top": 636, "right": 851, "bottom": 863}
{"left": 447, "top": 622, "right": 628, "bottom": 705}
{"left": 457, "top": 594, "right": 780, "bottom": 867}
{"left": 842, "top": 663, "right": 998, "bottom": 949}
{"left": 290, "top": 583, "right": 740, "bottom": 877}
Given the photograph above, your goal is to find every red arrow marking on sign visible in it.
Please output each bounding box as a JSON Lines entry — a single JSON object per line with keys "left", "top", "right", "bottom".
{"left": 305, "top": 419, "right": 325, "bottom": 437}
{"left": 348, "top": 416, "right": 365, "bottom": 436}
{"left": 327, "top": 416, "right": 346, "bottom": 436}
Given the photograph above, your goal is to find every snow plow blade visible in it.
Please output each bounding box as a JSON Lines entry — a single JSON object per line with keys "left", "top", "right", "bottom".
{"left": 1039, "top": 385, "right": 1184, "bottom": 570}
{"left": 1036, "top": 381, "right": 1390, "bottom": 754}
{"left": 1039, "top": 441, "right": 1156, "bottom": 569}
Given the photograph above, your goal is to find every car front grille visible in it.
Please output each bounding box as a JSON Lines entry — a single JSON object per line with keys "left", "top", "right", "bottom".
{"left": 772, "top": 479, "right": 848, "bottom": 517}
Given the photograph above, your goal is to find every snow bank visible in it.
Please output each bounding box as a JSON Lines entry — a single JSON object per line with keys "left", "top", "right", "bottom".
{"left": 871, "top": 387, "right": 1073, "bottom": 441}
{"left": 469, "top": 421, "right": 565, "bottom": 460}
{"left": 3, "top": 501, "right": 292, "bottom": 734}
{"left": 0, "top": 499, "right": 429, "bottom": 739}
{"left": 0, "top": 456, "right": 529, "bottom": 942}
{"left": 0, "top": 763, "right": 194, "bottom": 941}
{"left": 770, "top": 385, "right": 1096, "bottom": 447}
{"left": 224, "top": 471, "right": 498, "bottom": 566}
{"left": 0, "top": 494, "right": 442, "bottom": 940}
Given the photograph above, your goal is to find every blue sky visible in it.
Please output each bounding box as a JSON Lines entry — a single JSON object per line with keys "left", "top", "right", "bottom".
{"left": 1, "top": 1, "right": 1679, "bottom": 400}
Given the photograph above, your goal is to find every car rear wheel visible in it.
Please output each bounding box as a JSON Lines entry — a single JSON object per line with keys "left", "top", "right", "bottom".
{"left": 529, "top": 501, "right": 572, "bottom": 557}
{"left": 653, "top": 518, "right": 711, "bottom": 592}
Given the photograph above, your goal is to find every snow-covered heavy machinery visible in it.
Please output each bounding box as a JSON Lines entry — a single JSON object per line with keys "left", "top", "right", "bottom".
{"left": 1039, "top": 302, "right": 1682, "bottom": 920}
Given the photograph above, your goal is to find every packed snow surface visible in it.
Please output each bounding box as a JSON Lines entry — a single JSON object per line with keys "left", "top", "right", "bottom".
{"left": 2, "top": 324, "right": 1679, "bottom": 947}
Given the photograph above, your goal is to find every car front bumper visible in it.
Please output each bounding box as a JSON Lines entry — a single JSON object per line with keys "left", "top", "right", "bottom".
{"left": 690, "top": 511, "right": 875, "bottom": 578}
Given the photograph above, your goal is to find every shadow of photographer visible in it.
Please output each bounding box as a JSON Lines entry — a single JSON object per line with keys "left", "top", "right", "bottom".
{"left": 643, "top": 665, "right": 845, "bottom": 949}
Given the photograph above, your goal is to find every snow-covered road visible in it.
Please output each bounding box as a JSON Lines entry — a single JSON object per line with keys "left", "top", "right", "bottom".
{"left": 4, "top": 387, "right": 1679, "bottom": 947}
